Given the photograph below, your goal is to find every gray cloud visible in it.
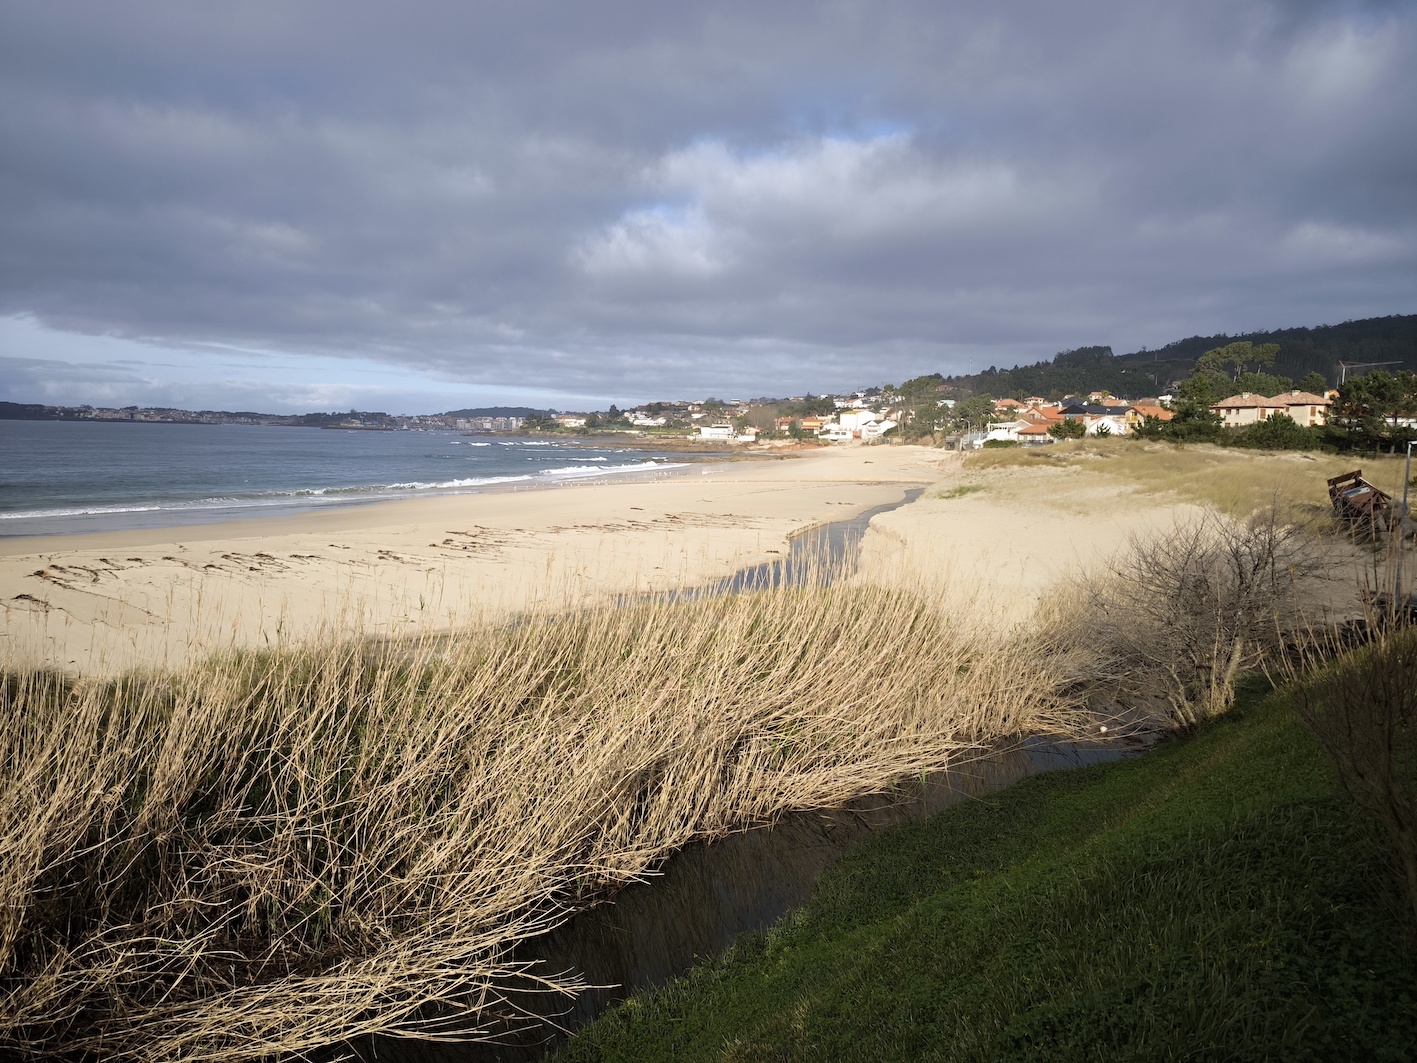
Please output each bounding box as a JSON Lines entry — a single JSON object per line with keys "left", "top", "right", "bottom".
{"left": 0, "top": 0, "right": 1413, "bottom": 406}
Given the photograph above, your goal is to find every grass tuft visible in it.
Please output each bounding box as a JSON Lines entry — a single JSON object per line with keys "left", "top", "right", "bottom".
{"left": 932, "top": 484, "right": 986, "bottom": 500}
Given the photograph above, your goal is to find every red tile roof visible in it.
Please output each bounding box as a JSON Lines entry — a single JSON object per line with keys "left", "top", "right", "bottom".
{"left": 1129, "top": 404, "right": 1174, "bottom": 421}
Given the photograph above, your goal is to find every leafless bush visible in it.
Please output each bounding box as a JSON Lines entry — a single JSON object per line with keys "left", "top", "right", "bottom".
{"left": 1045, "top": 505, "right": 1332, "bottom": 729}
{"left": 1277, "top": 615, "right": 1417, "bottom": 931}
{"left": 0, "top": 579, "right": 1072, "bottom": 1061}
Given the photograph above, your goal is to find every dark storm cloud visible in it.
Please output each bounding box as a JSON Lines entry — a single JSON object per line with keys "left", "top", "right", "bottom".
{"left": 0, "top": 0, "right": 1413, "bottom": 403}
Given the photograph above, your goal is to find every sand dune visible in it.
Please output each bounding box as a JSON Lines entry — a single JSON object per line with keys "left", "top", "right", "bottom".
{"left": 852, "top": 460, "right": 1207, "bottom": 626}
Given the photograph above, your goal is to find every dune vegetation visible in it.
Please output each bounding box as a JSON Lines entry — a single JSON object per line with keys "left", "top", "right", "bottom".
{"left": 0, "top": 579, "right": 1073, "bottom": 1061}
{"left": 960, "top": 436, "right": 1408, "bottom": 518}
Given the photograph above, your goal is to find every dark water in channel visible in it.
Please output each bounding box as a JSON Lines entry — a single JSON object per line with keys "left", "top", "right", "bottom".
{"left": 714, "top": 487, "right": 926, "bottom": 591}
{"left": 629, "top": 486, "right": 926, "bottom": 606}
{"left": 323, "top": 486, "right": 1149, "bottom": 1062}
{"left": 336, "top": 744, "right": 1144, "bottom": 1063}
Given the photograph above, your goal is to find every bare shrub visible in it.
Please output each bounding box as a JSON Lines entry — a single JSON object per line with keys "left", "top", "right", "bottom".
{"left": 0, "top": 579, "right": 1071, "bottom": 1061}
{"left": 1278, "top": 617, "right": 1417, "bottom": 932}
{"left": 1045, "top": 505, "right": 1330, "bottom": 729}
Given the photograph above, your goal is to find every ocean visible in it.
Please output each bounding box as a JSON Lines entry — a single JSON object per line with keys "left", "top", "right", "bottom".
{"left": 0, "top": 420, "right": 691, "bottom": 538}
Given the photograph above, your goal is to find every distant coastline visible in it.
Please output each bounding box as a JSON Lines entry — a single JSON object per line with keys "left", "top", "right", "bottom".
{"left": 0, "top": 399, "right": 524, "bottom": 431}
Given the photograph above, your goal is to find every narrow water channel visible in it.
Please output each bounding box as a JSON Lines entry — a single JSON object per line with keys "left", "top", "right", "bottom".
{"left": 331, "top": 487, "right": 1145, "bottom": 1062}
{"left": 616, "top": 485, "right": 923, "bottom": 611}
{"left": 339, "top": 735, "right": 1145, "bottom": 1063}
{"left": 713, "top": 486, "right": 925, "bottom": 592}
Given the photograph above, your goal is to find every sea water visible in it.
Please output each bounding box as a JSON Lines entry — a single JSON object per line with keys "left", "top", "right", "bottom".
{"left": 0, "top": 420, "right": 691, "bottom": 538}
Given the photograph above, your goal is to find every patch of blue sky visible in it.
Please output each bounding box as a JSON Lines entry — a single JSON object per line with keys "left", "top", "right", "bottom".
{"left": 672, "top": 115, "right": 916, "bottom": 165}
{"left": 633, "top": 201, "right": 701, "bottom": 225}
{"left": 776, "top": 89, "right": 917, "bottom": 143}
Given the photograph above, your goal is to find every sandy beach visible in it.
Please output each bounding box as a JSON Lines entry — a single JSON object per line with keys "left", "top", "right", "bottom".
{"left": 1, "top": 443, "right": 1204, "bottom": 673}
{"left": 0, "top": 446, "right": 935, "bottom": 672}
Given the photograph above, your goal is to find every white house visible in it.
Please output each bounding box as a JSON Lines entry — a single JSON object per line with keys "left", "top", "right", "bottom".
{"left": 836, "top": 409, "right": 882, "bottom": 432}
{"left": 697, "top": 423, "right": 734, "bottom": 440}
{"left": 982, "top": 419, "right": 1032, "bottom": 444}
{"left": 1084, "top": 415, "right": 1129, "bottom": 437}
{"left": 859, "top": 418, "right": 897, "bottom": 441}
{"left": 820, "top": 410, "right": 896, "bottom": 442}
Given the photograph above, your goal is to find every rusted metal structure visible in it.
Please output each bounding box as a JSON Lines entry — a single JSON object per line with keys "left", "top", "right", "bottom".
{"left": 1328, "top": 469, "right": 1393, "bottom": 530}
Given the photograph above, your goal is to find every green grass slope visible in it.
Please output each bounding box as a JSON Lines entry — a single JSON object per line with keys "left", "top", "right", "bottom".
{"left": 556, "top": 686, "right": 1417, "bottom": 1061}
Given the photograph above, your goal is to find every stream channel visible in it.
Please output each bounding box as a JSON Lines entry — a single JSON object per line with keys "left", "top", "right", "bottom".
{"left": 335, "top": 485, "right": 1150, "bottom": 1062}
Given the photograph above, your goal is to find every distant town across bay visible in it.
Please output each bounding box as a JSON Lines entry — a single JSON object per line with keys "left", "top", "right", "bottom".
{"left": 0, "top": 402, "right": 551, "bottom": 432}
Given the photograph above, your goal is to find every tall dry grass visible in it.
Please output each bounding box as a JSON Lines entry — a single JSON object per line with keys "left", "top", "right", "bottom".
{"left": 0, "top": 578, "right": 1069, "bottom": 1061}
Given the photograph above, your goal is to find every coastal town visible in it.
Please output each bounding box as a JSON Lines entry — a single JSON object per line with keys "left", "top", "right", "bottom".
{"left": 3, "top": 331, "right": 1390, "bottom": 450}
{"left": 0, "top": 384, "right": 1337, "bottom": 446}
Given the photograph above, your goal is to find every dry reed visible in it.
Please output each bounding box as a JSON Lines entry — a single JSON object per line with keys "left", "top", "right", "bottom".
{"left": 0, "top": 577, "right": 1069, "bottom": 1061}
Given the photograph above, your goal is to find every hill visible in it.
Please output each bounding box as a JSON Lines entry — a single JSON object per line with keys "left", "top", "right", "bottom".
{"left": 946, "top": 314, "right": 1417, "bottom": 400}
{"left": 441, "top": 406, "right": 554, "bottom": 419}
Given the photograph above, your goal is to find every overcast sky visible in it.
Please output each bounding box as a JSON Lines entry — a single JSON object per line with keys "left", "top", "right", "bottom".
{"left": 1, "top": 0, "right": 1413, "bottom": 413}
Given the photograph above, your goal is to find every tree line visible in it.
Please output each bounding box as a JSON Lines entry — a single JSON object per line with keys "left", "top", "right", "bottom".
{"left": 942, "top": 314, "right": 1417, "bottom": 403}
{"left": 1132, "top": 340, "right": 1417, "bottom": 452}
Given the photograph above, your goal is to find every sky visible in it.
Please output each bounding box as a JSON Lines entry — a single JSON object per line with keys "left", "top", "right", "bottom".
{"left": 1, "top": 0, "right": 1414, "bottom": 414}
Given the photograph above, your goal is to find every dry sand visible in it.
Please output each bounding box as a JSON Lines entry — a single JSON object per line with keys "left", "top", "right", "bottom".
{"left": 1, "top": 443, "right": 1203, "bottom": 673}
{"left": 853, "top": 458, "right": 1208, "bottom": 626}
{"left": 0, "top": 446, "right": 936, "bottom": 672}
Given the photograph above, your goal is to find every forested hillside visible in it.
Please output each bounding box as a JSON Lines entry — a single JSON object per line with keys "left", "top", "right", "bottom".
{"left": 946, "top": 314, "right": 1417, "bottom": 399}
